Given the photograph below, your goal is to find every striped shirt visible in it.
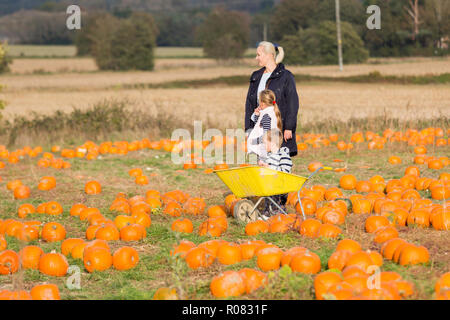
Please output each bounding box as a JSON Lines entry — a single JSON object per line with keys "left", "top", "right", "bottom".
{"left": 250, "top": 113, "right": 272, "bottom": 144}
{"left": 265, "top": 147, "right": 292, "bottom": 173}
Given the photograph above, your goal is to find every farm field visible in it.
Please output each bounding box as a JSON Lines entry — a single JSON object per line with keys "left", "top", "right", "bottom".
{"left": 0, "top": 47, "right": 449, "bottom": 300}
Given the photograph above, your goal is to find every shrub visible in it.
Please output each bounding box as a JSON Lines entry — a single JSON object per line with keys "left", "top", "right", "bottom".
{"left": 74, "top": 11, "right": 110, "bottom": 56}
{"left": 0, "top": 42, "right": 12, "bottom": 73}
{"left": 90, "top": 12, "right": 158, "bottom": 71}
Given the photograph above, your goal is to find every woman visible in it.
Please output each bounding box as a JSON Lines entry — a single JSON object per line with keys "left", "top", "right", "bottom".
{"left": 245, "top": 41, "right": 300, "bottom": 157}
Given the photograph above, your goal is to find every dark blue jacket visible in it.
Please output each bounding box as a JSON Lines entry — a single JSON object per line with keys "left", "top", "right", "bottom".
{"left": 245, "top": 63, "right": 300, "bottom": 156}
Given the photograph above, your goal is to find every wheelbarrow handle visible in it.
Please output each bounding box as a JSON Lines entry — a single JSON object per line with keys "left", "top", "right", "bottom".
{"left": 307, "top": 166, "right": 332, "bottom": 180}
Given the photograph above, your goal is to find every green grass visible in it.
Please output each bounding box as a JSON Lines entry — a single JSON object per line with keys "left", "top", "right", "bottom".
{"left": 0, "top": 132, "right": 448, "bottom": 300}
{"left": 6, "top": 45, "right": 257, "bottom": 59}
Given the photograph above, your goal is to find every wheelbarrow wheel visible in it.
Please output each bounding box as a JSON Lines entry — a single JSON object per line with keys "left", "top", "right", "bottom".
{"left": 233, "top": 199, "right": 260, "bottom": 224}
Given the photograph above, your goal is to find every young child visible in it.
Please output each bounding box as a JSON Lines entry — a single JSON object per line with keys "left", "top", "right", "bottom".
{"left": 247, "top": 89, "right": 283, "bottom": 162}
{"left": 258, "top": 129, "right": 292, "bottom": 219}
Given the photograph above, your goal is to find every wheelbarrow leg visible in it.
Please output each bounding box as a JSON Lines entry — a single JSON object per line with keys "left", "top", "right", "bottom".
{"left": 266, "top": 196, "right": 288, "bottom": 215}
{"left": 248, "top": 197, "right": 265, "bottom": 217}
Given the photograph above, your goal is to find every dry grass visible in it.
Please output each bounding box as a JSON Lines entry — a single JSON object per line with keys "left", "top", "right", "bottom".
{"left": 1, "top": 65, "right": 253, "bottom": 91}
{"left": 8, "top": 58, "right": 251, "bottom": 75}
{"left": 290, "top": 56, "right": 450, "bottom": 77}
{"left": 2, "top": 83, "right": 449, "bottom": 127}
{"left": 7, "top": 56, "right": 450, "bottom": 77}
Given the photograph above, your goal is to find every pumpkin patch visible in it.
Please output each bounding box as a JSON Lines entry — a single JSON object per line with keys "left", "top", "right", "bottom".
{"left": 0, "top": 124, "right": 448, "bottom": 301}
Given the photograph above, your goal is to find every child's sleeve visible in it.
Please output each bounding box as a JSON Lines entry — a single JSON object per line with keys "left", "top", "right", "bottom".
{"left": 260, "top": 114, "right": 271, "bottom": 131}
{"left": 251, "top": 112, "right": 259, "bottom": 123}
{"left": 279, "top": 155, "right": 293, "bottom": 173}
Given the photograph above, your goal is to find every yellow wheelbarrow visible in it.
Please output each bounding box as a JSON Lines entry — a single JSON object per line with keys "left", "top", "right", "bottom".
{"left": 214, "top": 165, "right": 333, "bottom": 223}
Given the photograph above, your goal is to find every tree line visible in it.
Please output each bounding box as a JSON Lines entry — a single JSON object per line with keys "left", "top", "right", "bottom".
{"left": 0, "top": 0, "right": 448, "bottom": 71}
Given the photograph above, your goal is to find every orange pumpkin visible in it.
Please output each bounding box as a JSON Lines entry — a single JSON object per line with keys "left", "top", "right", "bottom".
{"left": 317, "top": 224, "right": 342, "bottom": 238}
{"left": 328, "top": 250, "right": 353, "bottom": 271}
{"left": 120, "top": 224, "right": 146, "bottom": 241}
{"left": 299, "top": 218, "right": 322, "bottom": 238}
{"left": 0, "top": 250, "right": 20, "bottom": 275}
{"left": 83, "top": 247, "right": 113, "bottom": 273}
{"left": 170, "top": 240, "right": 196, "bottom": 258}
{"left": 184, "top": 247, "right": 215, "bottom": 269}
{"left": 85, "top": 180, "right": 102, "bottom": 195}
{"left": 240, "top": 240, "right": 266, "bottom": 260}
{"left": 365, "top": 215, "right": 390, "bottom": 233}
{"left": 19, "top": 246, "right": 44, "bottom": 269}
{"left": 70, "top": 203, "right": 87, "bottom": 217}
{"left": 17, "top": 203, "right": 35, "bottom": 219}
{"left": 398, "top": 245, "right": 429, "bottom": 266}
{"left": 289, "top": 250, "right": 321, "bottom": 274}
{"left": 41, "top": 222, "right": 66, "bottom": 242}
{"left": 95, "top": 224, "right": 120, "bottom": 241}
{"left": 314, "top": 271, "right": 343, "bottom": 300}
{"left": 238, "top": 268, "right": 267, "bottom": 294}
{"left": 336, "top": 239, "right": 362, "bottom": 254}
{"left": 39, "top": 252, "right": 69, "bottom": 276}
{"left": 245, "top": 220, "right": 269, "bottom": 236}
{"left": 38, "top": 176, "right": 56, "bottom": 191}
{"left": 216, "top": 243, "right": 242, "bottom": 265}
{"left": 113, "top": 246, "right": 139, "bottom": 271}
{"left": 61, "top": 238, "right": 85, "bottom": 256}
{"left": 339, "top": 175, "right": 357, "bottom": 190}
{"left": 13, "top": 185, "right": 31, "bottom": 199}
{"left": 256, "top": 246, "right": 283, "bottom": 272}
{"left": 30, "top": 284, "right": 60, "bottom": 300}
{"left": 210, "top": 271, "right": 246, "bottom": 298}
{"left": 171, "top": 218, "right": 194, "bottom": 234}
{"left": 45, "top": 201, "right": 63, "bottom": 215}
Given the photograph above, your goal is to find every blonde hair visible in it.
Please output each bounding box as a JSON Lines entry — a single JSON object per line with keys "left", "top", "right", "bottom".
{"left": 263, "top": 129, "right": 283, "bottom": 150}
{"left": 259, "top": 89, "right": 283, "bottom": 132}
{"left": 258, "top": 41, "right": 284, "bottom": 64}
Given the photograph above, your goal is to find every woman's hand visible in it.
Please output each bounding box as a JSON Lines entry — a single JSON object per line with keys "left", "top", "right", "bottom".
{"left": 284, "top": 130, "right": 292, "bottom": 142}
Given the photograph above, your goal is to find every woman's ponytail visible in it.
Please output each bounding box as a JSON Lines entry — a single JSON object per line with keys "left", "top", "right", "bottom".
{"left": 275, "top": 46, "right": 284, "bottom": 64}
{"left": 258, "top": 41, "right": 284, "bottom": 64}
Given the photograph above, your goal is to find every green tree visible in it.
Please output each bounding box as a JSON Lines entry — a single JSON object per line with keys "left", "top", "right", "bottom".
{"left": 270, "top": 0, "right": 365, "bottom": 42}
{"left": 423, "top": 0, "right": 450, "bottom": 52}
{"left": 154, "top": 12, "right": 206, "bottom": 47}
{"left": 270, "top": 0, "right": 319, "bottom": 42}
{"left": 362, "top": 0, "right": 443, "bottom": 57}
{"left": 196, "top": 6, "right": 250, "bottom": 60}
{"left": 0, "top": 10, "right": 74, "bottom": 44}
{"left": 282, "top": 21, "right": 369, "bottom": 65}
